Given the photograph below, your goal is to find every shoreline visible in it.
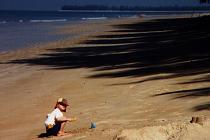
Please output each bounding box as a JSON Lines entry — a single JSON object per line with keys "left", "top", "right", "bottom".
{"left": 0, "top": 18, "right": 123, "bottom": 52}
{"left": 0, "top": 17, "right": 141, "bottom": 61}
{"left": 1, "top": 14, "right": 210, "bottom": 140}
{"left": 1, "top": 11, "right": 209, "bottom": 54}
{"left": 1, "top": 11, "right": 208, "bottom": 54}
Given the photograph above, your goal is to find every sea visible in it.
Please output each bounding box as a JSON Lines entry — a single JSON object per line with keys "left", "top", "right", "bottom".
{"left": 0, "top": 10, "right": 208, "bottom": 52}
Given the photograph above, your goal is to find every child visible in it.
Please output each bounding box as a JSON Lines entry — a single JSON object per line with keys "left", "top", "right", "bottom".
{"left": 45, "top": 98, "right": 77, "bottom": 136}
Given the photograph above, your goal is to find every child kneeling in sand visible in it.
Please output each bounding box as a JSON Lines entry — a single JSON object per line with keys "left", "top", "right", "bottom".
{"left": 45, "top": 98, "right": 77, "bottom": 136}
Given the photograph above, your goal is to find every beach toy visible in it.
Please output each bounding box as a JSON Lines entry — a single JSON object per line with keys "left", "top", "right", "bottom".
{"left": 90, "top": 122, "right": 96, "bottom": 129}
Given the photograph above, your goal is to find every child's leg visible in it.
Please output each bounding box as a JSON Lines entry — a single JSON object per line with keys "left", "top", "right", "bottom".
{"left": 57, "top": 121, "right": 72, "bottom": 136}
{"left": 59, "top": 121, "right": 66, "bottom": 133}
{"left": 46, "top": 123, "right": 61, "bottom": 136}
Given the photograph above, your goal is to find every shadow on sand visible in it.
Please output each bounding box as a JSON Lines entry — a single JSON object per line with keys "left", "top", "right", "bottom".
{"left": 7, "top": 15, "right": 210, "bottom": 111}
{"left": 37, "top": 132, "right": 52, "bottom": 138}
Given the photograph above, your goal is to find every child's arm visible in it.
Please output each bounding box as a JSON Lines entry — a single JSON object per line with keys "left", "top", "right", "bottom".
{"left": 56, "top": 116, "right": 77, "bottom": 122}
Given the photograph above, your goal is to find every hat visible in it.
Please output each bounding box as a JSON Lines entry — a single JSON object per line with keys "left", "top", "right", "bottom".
{"left": 57, "top": 98, "right": 69, "bottom": 106}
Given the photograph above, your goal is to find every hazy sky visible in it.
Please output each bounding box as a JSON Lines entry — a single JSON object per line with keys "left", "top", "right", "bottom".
{"left": 0, "top": 0, "right": 204, "bottom": 11}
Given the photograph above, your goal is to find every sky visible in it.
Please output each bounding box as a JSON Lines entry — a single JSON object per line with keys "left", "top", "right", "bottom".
{"left": 0, "top": 0, "right": 205, "bottom": 11}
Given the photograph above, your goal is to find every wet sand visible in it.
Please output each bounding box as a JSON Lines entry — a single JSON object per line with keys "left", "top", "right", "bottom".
{"left": 0, "top": 15, "right": 210, "bottom": 140}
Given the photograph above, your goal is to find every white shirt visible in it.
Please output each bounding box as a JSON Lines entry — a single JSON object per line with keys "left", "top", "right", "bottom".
{"left": 45, "top": 108, "right": 63, "bottom": 125}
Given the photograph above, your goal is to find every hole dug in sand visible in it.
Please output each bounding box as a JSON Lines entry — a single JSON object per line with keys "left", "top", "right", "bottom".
{"left": 114, "top": 122, "right": 210, "bottom": 140}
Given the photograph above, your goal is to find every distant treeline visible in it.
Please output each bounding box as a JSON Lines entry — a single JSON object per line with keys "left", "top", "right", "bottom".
{"left": 61, "top": 5, "right": 210, "bottom": 11}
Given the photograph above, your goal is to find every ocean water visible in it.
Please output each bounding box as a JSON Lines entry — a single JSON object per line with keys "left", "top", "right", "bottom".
{"left": 0, "top": 10, "right": 205, "bottom": 52}
{"left": 0, "top": 11, "right": 143, "bottom": 52}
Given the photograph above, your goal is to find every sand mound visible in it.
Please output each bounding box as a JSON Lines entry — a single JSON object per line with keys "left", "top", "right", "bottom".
{"left": 114, "top": 122, "right": 210, "bottom": 140}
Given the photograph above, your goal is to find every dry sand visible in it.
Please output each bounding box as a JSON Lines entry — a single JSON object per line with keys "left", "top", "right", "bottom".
{"left": 0, "top": 15, "right": 210, "bottom": 140}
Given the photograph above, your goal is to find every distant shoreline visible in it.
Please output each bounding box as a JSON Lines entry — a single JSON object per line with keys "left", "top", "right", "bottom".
{"left": 59, "top": 9, "right": 210, "bottom": 13}
{"left": 61, "top": 5, "right": 210, "bottom": 11}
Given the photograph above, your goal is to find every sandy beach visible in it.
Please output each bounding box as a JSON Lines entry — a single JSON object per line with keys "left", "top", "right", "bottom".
{"left": 0, "top": 15, "right": 210, "bottom": 140}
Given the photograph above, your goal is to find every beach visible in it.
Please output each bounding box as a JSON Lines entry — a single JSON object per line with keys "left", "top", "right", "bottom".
{"left": 0, "top": 14, "right": 210, "bottom": 140}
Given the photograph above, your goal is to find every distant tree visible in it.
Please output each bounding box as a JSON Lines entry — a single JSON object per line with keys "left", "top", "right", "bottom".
{"left": 200, "top": 0, "right": 210, "bottom": 4}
